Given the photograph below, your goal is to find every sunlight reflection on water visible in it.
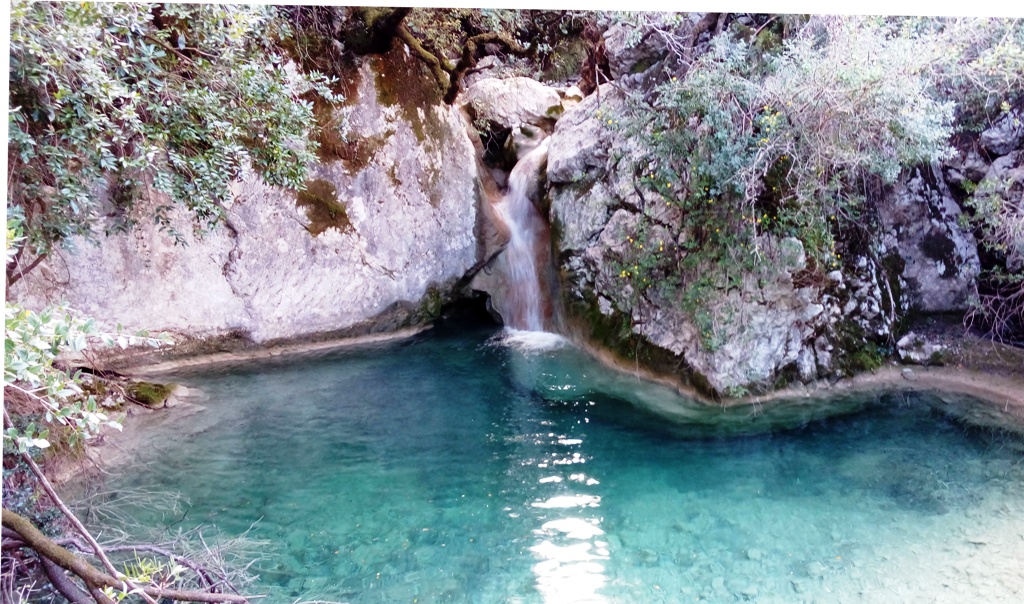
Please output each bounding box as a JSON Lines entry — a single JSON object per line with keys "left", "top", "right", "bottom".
{"left": 105, "top": 326, "right": 1024, "bottom": 603}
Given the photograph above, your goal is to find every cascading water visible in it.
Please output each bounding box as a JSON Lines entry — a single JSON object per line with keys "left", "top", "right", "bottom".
{"left": 493, "top": 139, "right": 551, "bottom": 332}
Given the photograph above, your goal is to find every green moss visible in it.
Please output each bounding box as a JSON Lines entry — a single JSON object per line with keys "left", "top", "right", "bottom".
{"left": 128, "top": 381, "right": 175, "bottom": 407}
{"left": 371, "top": 47, "right": 445, "bottom": 144}
{"left": 833, "top": 321, "right": 885, "bottom": 375}
{"left": 927, "top": 349, "right": 949, "bottom": 366}
{"left": 629, "top": 56, "right": 657, "bottom": 75}
{"left": 296, "top": 179, "right": 353, "bottom": 237}
{"left": 563, "top": 288, "right": 718, "bottom": 399}
{"left": 772, "top": 362, "right": 802, "bottom": 391}
{"left": 848, "top": 348, "right": 884, "bottom": 372}
{"left": 418, "top": 283, "right": 449, "bottom": 322}
{"left": 542, "top": 37, "right": 588, "bottom": 82}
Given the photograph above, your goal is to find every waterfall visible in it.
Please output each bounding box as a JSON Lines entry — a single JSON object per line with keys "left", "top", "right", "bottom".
{"left": 493, "top": 139, "right": 551, "bottom": 332}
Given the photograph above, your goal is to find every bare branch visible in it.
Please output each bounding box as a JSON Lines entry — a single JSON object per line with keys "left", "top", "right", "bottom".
{"left": 2, "top": 510, "right": 255, "bottom": 604}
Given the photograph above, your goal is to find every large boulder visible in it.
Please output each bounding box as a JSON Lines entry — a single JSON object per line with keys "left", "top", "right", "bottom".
{"left": 877, "top": 166, "right": 981, "bottom": 312}
{"left": 547, "top": 84, "right": 628, "bottom": 184}
{"left": 603, "top": 22, "right": 668, "bottom": 81}
{"left": 980, "top": 109, "right": 1024, "bottom": 156}
{"left": 546, "top": 89, "right": 838, "bottom": 394}
{"left": 10, "top": 50, "right": 483, "bottom": 352}
{"left": 462, "top": 77, "right": 563, "bottom": 132}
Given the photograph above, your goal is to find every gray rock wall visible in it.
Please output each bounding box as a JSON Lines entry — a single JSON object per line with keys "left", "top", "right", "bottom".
{"left": 877, "top": 165, "right": 980, "bottom": 313}
{"left": 11, "top": 55, "right": 482, "bottom": 349}
{"left": 543, "top": 26, "right": 991, "bottom": 395}
{"left": 546, "top": 85, "right": 833, "bottom": 394}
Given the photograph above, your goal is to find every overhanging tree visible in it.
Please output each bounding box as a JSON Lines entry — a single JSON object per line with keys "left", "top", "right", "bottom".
{"left": 5, "top": 2, "right": 341, "bottom": 601}
{"left": 7, "top": 1, "right": 340, "bottom": 287}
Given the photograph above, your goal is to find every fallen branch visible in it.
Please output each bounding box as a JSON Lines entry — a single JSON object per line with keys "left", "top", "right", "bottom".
{"left": 3, "top": 408, "right": 158, "bottom": 604}
{"left": 1, "top": 510, "right": 254, "bottom": 604}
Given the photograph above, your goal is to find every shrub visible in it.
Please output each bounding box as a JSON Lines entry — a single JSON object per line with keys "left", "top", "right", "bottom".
{"left": 8, "top": 1, "right": 341, "bottom": 279}
{"left": 611, "top": 17, "right": 958, "bottom": 349}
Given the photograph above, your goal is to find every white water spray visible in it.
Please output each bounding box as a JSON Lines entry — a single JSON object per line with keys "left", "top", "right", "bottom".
{"left": 494, "top": 138, "right": 551, "bottom": 332}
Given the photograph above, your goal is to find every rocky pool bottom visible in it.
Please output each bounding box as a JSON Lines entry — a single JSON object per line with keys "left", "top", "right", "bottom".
{"left": 91, "top": 325, "right": 1024, "bottom": 603}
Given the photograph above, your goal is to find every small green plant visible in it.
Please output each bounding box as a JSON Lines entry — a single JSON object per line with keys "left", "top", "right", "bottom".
{"left": 4, "top": 216, "right": 171, "bottom": 453}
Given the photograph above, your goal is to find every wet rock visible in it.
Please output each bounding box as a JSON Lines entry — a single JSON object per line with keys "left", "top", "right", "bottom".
{"left": 506, "top": 124, "right": 546, "bottom": 162}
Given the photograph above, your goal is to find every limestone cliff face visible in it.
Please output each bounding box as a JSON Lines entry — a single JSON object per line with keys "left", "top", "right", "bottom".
{"left": 10, "top": 50, "right": 482, "bottom": 353}
{"left": 545, "top": 83, "right": 835, "bottom": 394}
{"left": 541, "top": 23, "right": 993, "bottom": 396}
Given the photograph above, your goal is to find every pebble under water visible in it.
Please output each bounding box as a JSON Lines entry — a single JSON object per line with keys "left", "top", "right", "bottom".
{"left": 104, "top": 325, "right": 1024, "bottom": 603}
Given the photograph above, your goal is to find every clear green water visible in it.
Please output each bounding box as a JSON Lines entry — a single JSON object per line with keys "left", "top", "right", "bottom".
{"left": 108, "top": 325, "right": 1024, "bottom": 603}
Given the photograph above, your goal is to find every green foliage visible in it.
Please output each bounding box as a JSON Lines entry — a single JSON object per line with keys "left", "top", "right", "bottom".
{"left": 899, "top": 17, "right": 1024, "bottom": 128}
{"left": 834, "top": 321, "right": 885, "bottom": 375}
{"left": 4, "top": 216, "right": 170, "bottom": 453}
{"left": 2, "top": 300, "right": 170, "bottom": 452}
{"left": 8, "top": 1, "right": 341, "bottom": 263}
{"left": 1, "top": 452, "right": 65, "bottom": 537}
{"left": 966, "top": 177, "right": 1024, "bottom": 268}
{"left": 963, "top": 175, "right": 1024, "bottom": 339}
{"left": 610, "top": 17, "right": 958, "bottom": 351}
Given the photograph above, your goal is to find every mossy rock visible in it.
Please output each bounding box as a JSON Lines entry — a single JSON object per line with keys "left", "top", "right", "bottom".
{"left": 296, "top": 179, "right": 354, "bottom": 237}
{"left": 833, "top": 321, "right": 886, "bottom": 375}
{"left": 418, "top": 283, "right": 450, "bottom": 322}
{"left": 563, "top": 287, "right": 717, "bottom": 399}
{"left": 128, "top": 381, "right": 176, "bottom": 407}
{"left": 542, "top": 37, "right": 588, "bottom": 82}
{"left": 371, "top": 47, "right": 445, "bottom": 144}
{"left": 307, "top": 97, "right": 390, "bottom": 164}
